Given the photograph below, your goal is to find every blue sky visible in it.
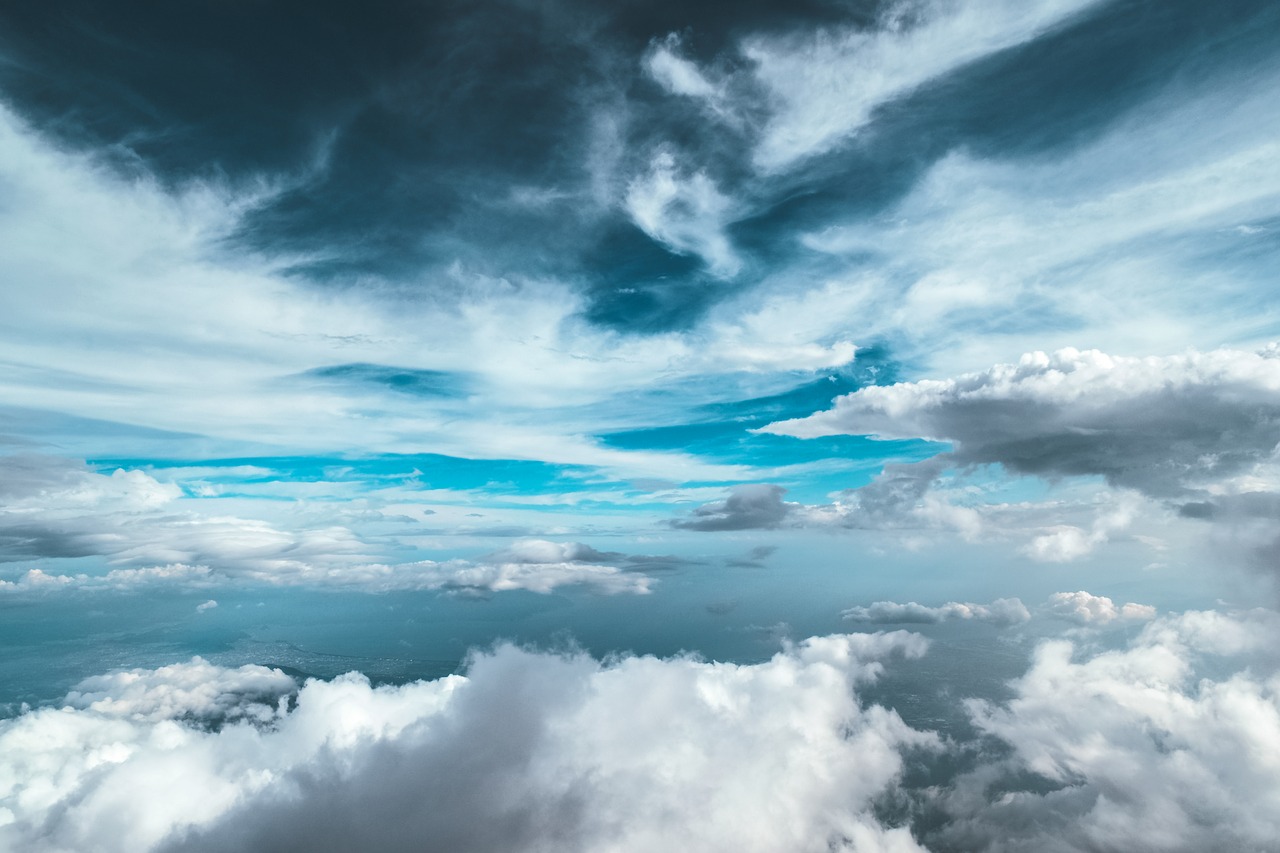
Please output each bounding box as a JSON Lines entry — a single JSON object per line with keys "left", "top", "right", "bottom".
{"left": 2, "top": 1, "right": 1280, "bottom": 850}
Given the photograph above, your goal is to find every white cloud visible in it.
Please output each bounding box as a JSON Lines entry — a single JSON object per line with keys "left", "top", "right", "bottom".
{"left": 625, "top": 149, "right": 741, "bottom": 277}
{"left": 62, "top": 658, "right": 295, "bottom": 724}
{"left": 938, "top": 608, "right": 1280, "bottom": 852}
{"left": 194, "top": 599, "right": 218, "bottom": 613}
{"left": 6, "top": 612, "right": 1280, "bottom": 852}
{"left": 745, "top": 0, "right": 1104, "bottom": 171}
{"left": 1045, "top": 590, "right": 1157, "bottom": 624}
{"left": 1021, "top": 494, "right": 1140, "bottom": 562}
{"left": 0, "top": 565, "right": 217, "bottom": 594}
{"left": 0, "top": 457, "right": 657, "bottom": 596}
{"left": 0, "top": 633, "right": 933, "bottom": 853}
{"left": 0, "top": 556, "right": 652, "bottom": 598}
{"left": 645, "top": 34, "right": 720, "bottom": 100}
{"left": 0, "top": 106, "right": 848, "bottom": 480}
{"left": 354, "top": 556, "right": 653, "bottom": 595}
{"left": 843, "top": 597, "right": 1030, "bottom": 626}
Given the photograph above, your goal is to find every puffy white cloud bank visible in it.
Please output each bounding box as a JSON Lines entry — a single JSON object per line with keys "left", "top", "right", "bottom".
{"left": 1046, "top": 590, "right": 1156, "bottom": 624}
{"left": 843, "top": 597, "right": 1031, "bottom": 627}
{"left": 934, "top": 608, "right": 1280, "bottom": 853}
{"left": 3, "top": 608, "right": 1277, "bottom": 853}
{"left": 0, "top": 633, "right": 933, "bottom": 853}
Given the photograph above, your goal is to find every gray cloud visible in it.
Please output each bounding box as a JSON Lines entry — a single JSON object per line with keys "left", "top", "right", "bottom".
{"left": 670, "top": 483, "right": 796, "bottom": 531}
{"left": 765, "top": 347, "right": 1280, "bottom": 500}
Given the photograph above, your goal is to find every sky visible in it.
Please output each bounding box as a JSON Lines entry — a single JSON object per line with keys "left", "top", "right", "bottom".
{"left": 1, "top": 1, "right": 1279, "bottom": 850}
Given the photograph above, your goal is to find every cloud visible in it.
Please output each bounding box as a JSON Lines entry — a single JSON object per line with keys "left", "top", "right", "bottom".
{"left": 933, "top": 608, "right": 1280, "bottom": 852}
{"left": 0, "top": 564, "right": 210, "bottom": 594}
{"left": 670, "top": 483, "right": 796, "bottom": 531}
{"left": 1020, "top": 493, "right": 1140, "bottom": 562}
{"left": 0, "top": 633, "right": 933, "bottom": 853}
{"left": 744, "top": 0, "right": 1105, "bottom": 171}
{"left": 1045, "top": 590, "right": 1157, "bottom": 625}
{"left": 0, "top": 455, "right": 659, "bottom": 596}
{"left": 61, "top": 658, "right": 296, "bottom": 725}
{"left": 670, "top": 468, "right": 984, "bottom": 539}
{"left": 624, "top": 149, "right": 741, "bottom": 277}
{"left": 6, "top": 607, "right": 1280, "bottom": 853}
{"left": 812, "top": 460, "right": 984, "bottom": 540}
{"left": 843, "top": 597, "right": 1030, "bottom": 627}
{"left": 370, "top": 556, "right": 653, "bottom": 596}
{"left": 644, "top": 34, "right": 720, "bottom": 101}
{"left": 195, "top": 599, "right": 218, "bottom": 613}
{"left": 765, "top": 346, "right": 1280, "bottom": 500}
{"left": 0, "top": 556, "right": 653, "bottom": 598}
{"left": 487, "top": 539, "right": 620, "bottom": 564}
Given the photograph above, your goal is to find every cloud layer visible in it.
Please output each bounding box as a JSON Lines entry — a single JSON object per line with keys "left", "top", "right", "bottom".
{"left": 0, "top": 634, "right": 932, "bottom": 853}
{"left": 3, "top": 607, "right": 1277, "bottom": 852}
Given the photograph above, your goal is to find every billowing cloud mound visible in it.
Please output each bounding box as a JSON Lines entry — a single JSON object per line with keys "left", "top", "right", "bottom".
{"left": 1046, "top": 590, "right": 1156, "bottom": 624}
{"left": 4, "top": 610, "right": 1279, "bottom": 853}
{"left": 764, "top": 347, "right": 1280, "bottom": 499}
{"left": 670, "top": 483, "right": 796, "bottom": 531}
{"left": 0, "top": 633, "right": 933, "bottom": 853}
{"left": 843, "top": 598, "right": 1030, "bottom": 627}
{"left": 62, "top": 658, "right": 296, "bottom": 724}
{"left": 935, "top": 609, "right": 1280, "bottom": 852}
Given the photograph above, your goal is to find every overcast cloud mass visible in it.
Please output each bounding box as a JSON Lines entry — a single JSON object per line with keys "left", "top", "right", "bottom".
{"left": 1, "top": 0, "right": 1278, "bottom": 849}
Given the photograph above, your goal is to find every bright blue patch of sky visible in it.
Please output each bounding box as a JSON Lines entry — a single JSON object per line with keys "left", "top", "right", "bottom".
{"left": 90, "top": 454, "right": 593, "bottom": 499}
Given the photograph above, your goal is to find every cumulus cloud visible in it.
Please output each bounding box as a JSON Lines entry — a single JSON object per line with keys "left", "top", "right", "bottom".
{"left": 669, "top": 483, "right": 796, "bottom": 531}
{"left": 1020, "top": 494, "right": 1140, "bottom": 563}
{"left": 0, "top": 633, "right": 933, "bottom": 853}
{"left": 843, "top": 597, "right": 1030, "bottom": 627}
{"left": 62, "top": 658, "right": 295, "bottom": 725}
{"left": 0, "top": 455, "right": 657, "bottom": 596}
{"left": 760, "top": 347, "right": 1280, "bottom": 565}
{"left": 812, "top": 460, "right": 985, "bottom": 540}
{"left": 6, "top": 610, "right": 1279, "bottom": 852}
{"left": 0, "top": 564, "right": 216, "bottom": 594}
{"left": 671, "top": 470, "right": 983, "bottom": 539}
{"left": 764, "top": 346, "right": 1280, "bottom": 501}
{"left": 1045, "top": 590, "right": 1157, "bottom": 625}
{"left": 368, "top": 556, "right": 653, "bottom": 596}
{"left": 488, "top": 539, "right": 618, "bottom": 565}
{"left": 933, "top": 608, "right": 1280, "bottom": 852}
